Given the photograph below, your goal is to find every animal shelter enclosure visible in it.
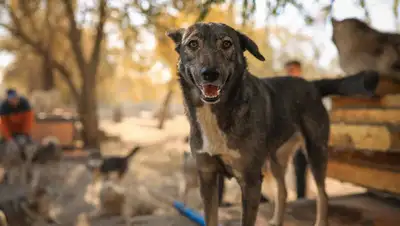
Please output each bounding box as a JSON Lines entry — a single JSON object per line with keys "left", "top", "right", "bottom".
{"left": 2, "top": 0, "right": 400, "bottom": 225}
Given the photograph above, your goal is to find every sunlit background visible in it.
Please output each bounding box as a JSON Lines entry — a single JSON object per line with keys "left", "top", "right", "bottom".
{"left": 0, "top": 0, "right": 398, "bottom": 106}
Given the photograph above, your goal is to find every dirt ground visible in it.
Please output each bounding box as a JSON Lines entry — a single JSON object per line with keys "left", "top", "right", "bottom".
{"left": 1, "top": 115, "right": 367, "bottom": 226}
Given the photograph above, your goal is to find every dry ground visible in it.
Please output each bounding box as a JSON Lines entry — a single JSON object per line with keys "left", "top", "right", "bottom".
{"left": 1, "top": 114, "right": 366, "bottom": 226}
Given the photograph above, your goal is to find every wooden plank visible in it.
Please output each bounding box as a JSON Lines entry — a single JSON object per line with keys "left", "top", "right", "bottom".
{"left": 330, "top": 76, "right": 400, "bottom": 109}
{"left": 330, "top": 109, "right": 400, "bottom": 124}
{"left": 374, "top": 76, "right": 400, "bottom": 96}
{"left": 382, "top": 95, "right": 400, "bottom": 107}
{"left": 327, "top": 147, "right": 400, "bottom": 172}
{"left": 327, "top": 161, "right": 400, "bottom": 194}
{"left": 329, "top": 123, "right": 400, "bottom": 151}
{"left": 32, "top": 120, "right": 76, "bottom": 145}
{"left": 331, "top": 95, "right": 400, "bottom": 109}
{"left": 326, "top": 147, "right": 400, "bottom": 194}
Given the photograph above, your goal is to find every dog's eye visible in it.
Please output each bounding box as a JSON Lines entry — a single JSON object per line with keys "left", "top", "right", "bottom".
{"left": 222, "top": 40, "right": 232, "bottom": 49}
{"left": 188, "top": 40, "right": 199, "bottom": 50}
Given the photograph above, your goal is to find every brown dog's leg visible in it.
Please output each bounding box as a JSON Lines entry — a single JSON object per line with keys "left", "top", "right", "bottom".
{"left": 199, "top": 170, "right": 219, "bottom": 226}
{"left": 182, "top": 183, "right": 190, "bottom": 206}
{"left": 196, "top": 154, "right": 219, "bottom": 226}
{"left": 306, "top": 145, "right": 329, "bottom": 226}
{"left": 268, "top": 159, "right": 287, "bottom": 226}
{"left": 239, "top": 173, "right": 262, "bottom": 226}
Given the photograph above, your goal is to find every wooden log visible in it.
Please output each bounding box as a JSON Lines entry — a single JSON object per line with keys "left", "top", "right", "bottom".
{"left": 329, "top": 133, "right": 355, "bottom": 149}
{"left": 329, "top": 123, "right": 400, "bottom": 151}
{"left": 327, "top": 147, "right": 400, "bottom": 197}
{"left": 330, "top": 109, "right": 400, "bottom": 124}
{"left": 374, "top": 75, "right": 400, "bottom": 96}
{"left": 331, "top": 95, "right": 400, "bottom": 109}
{"left": 382, "top": 95, "right": 400, "bottom": 107}
{"left": 330, "top": 76, "right": 400, "bottom": 109}
{"left": 327, "top": 147, "right": 400, "bottom": 172}
{"left": 327, "top": 160, "right": 400, "bottom": 194}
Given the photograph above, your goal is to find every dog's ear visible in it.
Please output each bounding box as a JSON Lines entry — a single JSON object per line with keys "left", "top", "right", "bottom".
{"left": 166, "top": 28, "right": 185, "bottom": 52}
{"left": 236, "top": 31, "right": 265, "bottom": 61}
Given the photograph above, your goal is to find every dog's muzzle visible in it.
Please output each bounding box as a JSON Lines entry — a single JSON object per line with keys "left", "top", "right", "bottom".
{"left": 198, "top": 67, "right": 224, "bottom": 104}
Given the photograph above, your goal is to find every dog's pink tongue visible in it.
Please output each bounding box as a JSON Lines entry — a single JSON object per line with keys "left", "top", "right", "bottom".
{"left": 202, "top": 85, "right": 219, "bottom": 96}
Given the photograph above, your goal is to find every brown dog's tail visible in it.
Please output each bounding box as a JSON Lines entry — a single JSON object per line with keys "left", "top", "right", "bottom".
{"left": 124, "top": 146, "right": 141, "bottom": 160}
{"left": 312, "top": 70, "right": 381, "bottom": 98}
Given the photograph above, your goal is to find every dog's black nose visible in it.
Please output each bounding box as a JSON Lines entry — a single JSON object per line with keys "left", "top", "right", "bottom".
{"left": 200, "top": 67, "right": 219, "bottom": 82}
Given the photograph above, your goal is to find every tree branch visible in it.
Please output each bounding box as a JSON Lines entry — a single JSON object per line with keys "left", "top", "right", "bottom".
{"left": 0, "top": 5, "right": 80, "bottom": 101}
{"left": 89, "top": 0, "right": 107, "bottom": 77}
{"left": 19, "top": 2, "right": 41, "bottom": 39}
{"left": 61, "top": 0, "right": 87, "bottom": 74}
{"left": 394, "top": 0, "right": 399, "bottom": 21}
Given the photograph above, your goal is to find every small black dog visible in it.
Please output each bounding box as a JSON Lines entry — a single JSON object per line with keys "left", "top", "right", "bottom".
{"left": 87, "top": 146, "right": 142, "bottom": 182}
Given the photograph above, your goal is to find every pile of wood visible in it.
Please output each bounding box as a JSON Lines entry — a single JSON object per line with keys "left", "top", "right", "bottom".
{"left": 327, "top": 87, "right": 400, "bottom": 195}
{"left": 329, "top": 95, "right": 400, "bottom": 151}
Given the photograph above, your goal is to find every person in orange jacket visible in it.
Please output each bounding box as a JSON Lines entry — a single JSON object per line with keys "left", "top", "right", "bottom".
{"left": 0, "top": 88, "right": 34, "bottom": 148}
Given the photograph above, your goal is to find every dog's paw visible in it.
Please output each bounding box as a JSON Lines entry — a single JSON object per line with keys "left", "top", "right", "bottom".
{"left": 313, "top": 222, "right": 329, "bottom": 226}
{"left": 268, "top": 219, "right": 282, "bottom": 226}
{"left": 87, "top": 210, "right": 102, "bottom": 219}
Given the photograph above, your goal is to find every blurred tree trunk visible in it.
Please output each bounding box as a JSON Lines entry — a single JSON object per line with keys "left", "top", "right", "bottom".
{"left": 157, "top": 85, "right": 174, "bottom": 129}
{"left": 78, "top": 72, "right": 100, "bottom": 148}
{"left": 42, "top": 51, "right": 55, "bottom": 90}
{"left": 42, "top": 3, "right": 55, "bottom": 91}
{"left": 0, "top": 0, "right": 106, "bottom": 149}
{"left": 63, "top": 0, "right": 105, "bottom": 149}
{"left": 156, "top": 62, "right": 177, "bottom": 129}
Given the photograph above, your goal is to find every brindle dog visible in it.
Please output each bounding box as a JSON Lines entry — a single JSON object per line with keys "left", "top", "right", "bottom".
{"left": 167, "top": 22, "right": 380, "bottom": 226}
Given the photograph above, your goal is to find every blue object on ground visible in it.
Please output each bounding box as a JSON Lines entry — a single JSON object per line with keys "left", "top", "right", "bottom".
{"left": 173, "top": 201, "right": 206, "bottom": 226}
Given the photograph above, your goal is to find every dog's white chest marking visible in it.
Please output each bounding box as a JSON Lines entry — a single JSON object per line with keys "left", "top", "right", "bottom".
{"left": 195, "top": 105, "right": 240, "bottom": 163}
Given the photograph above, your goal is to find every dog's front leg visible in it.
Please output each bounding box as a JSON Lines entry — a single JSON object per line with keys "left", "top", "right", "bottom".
{"left": 239, "top": 172, "right": 262, "bottom": 226}
{"left": 181, "top": 182, "right": 190, "bottom": 206}
{"left": 196, "top": 154, "right": 219, "bottom": 226}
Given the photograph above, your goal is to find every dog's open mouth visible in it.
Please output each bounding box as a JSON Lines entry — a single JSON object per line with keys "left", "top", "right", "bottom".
{"left": 200, "top": 84, "right": 221, "bottom": 103}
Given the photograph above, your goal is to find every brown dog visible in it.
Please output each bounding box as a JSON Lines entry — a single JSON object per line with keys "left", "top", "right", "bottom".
{"left": 167, "top": 22, "right": 381, "bottom": 226}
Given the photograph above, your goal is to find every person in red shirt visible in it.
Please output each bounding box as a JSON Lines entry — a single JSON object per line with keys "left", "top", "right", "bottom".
{"left": 284, "top": 60, "right": 308, "bottom": 199}
{"left": 0, "top": 88, "right": 34, "bottom": 147}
